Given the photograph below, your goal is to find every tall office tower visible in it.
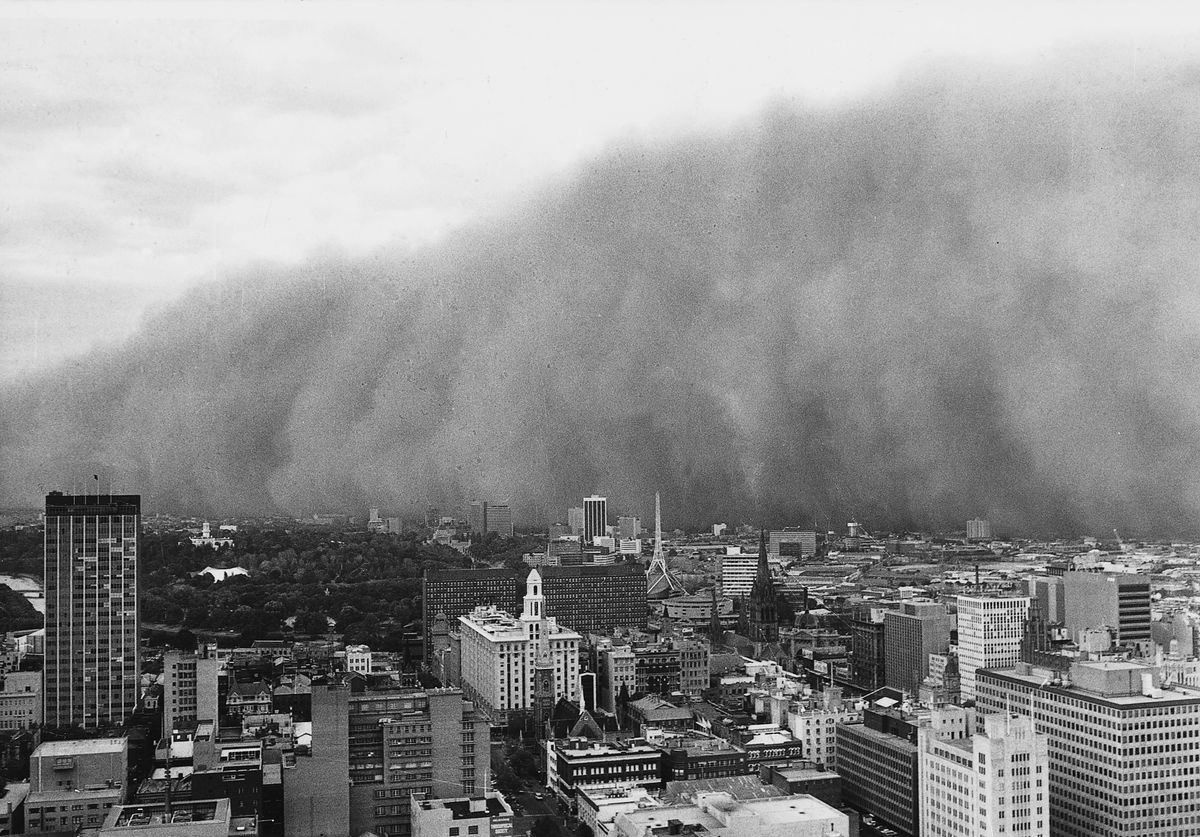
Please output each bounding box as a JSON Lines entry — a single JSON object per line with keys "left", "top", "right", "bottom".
{"left": 955, "top": 595, "right": 1029, "bottom": 700}
{"left": 883, "top": 601, "right": 950, "bottom": 697}
{"left": 485, "top": 504, "right": 513, "bottom": 538}
{"left": 747, "top": 531, "right": 778, "bottom": 644}
{"left": 718, "top": 553, "right": 759, "bottom": 599}
{"left": 617, "top": 516, "right": 641, "bottom": 541}
{"left": 919, "top": 713, "right": 1049, "bottom": 837}
{"left": 468, "top": 500, "right": 488, "bottom": 534}
{"left": 43, "top": 491, "right": 140, "bottom": 729}
{"left": 965, "top": 518, "right": 991, "bottom": 541}
{"left": 422, "top": 564, "right": 646, "bottom": 662}
{"left": 162, "top": 646, "right": 220, "bottom": 735}
{"left": 1027, "top": 575, "right": 1065, "bottom": 623}
{"left": 977, "top": 660, "right": 1200, "bottom": 837}
{"left": 583, "top": 495, "right": 607, "bottom": 544}
{"left": 457, "top": 570, "right": 581, "bottom": 723}
{"left": 286, "top": 683, "right": 488, "bottom": 837}
{"left": 567, "top": 506, "right": 585, "bottom": 536}
{"left": 1062, "top": 571, "right": 1151, "bottom": 645}
{"left": 850, "top": 605, "right": 889, "bottom": 690}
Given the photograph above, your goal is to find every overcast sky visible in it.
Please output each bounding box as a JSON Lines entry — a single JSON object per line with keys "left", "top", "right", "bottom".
{"left": 3, "top": 0, "right": 1200, "bottom": 381}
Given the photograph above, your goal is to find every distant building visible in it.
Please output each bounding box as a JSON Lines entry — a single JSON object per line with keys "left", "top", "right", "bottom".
{"left": 189, "top": 521, "right": 234, "bottom": 549}
{"left": 486, "top": 504, "right": 514, "bottom": 538}
{"left": 919, "top": 712, "right": 1049, "bottom": 837}
{"left": 344, "top": 644, "right": 372, "bottom": 675}
{"left": 567, "top": 507, "right": 585, "bottom": 537}
{"left": 712, "top": 523, "right": 727, "bottom": 537}
{"left": 584, "top": 496, "right": 608, "bottom": 545}
{"left": 956, "top": 595, "right": 1029, "bottom": 700}
{"left": 617, "top": 516, "right": 642, "bottom": 540}
{"left": 44, "top": 491, "right": 140, "bottom": 729}
{"left": 769, "top": 530, "right": 817, "bottom": 559}
{"left": 965, "top": 518, "right": 991, "bottom": 541}
{"left": 883, "top": 601, "right": 950, "bottom": 697}
{"left": 1062, "top": 571, "right": 1151, "bottom": 645}
{"left": 469, "top": 500, "right": 488, "bottom": 535}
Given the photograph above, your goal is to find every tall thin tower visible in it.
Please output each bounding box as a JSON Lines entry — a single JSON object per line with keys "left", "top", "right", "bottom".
{"left": 646, "top": 492, "right": 686, "bottom": 598}
{"left": 44, "top": 490, "right": 141, "bottom": 728}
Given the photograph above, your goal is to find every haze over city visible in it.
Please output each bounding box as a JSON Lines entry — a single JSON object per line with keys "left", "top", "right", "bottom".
{"left": 6, "top": 3, "right": 1200, "bottom": 536}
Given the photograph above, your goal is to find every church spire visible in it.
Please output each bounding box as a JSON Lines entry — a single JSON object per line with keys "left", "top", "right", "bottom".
{"left": 748, "top": 529, "right": 778, "bottom": 644}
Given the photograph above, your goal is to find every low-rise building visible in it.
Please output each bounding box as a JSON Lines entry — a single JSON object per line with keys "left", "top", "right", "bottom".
{"left": 612, "top": 791, "right": 848, "bottom": 837}
{"left": 411, "top": 793, "right": 513, "bottom": 837}
{"left": 0, "top": 672, "right": 40, "bottom": 731}
{"left": 545, "top": 738, "right": 664, "bottom": 808}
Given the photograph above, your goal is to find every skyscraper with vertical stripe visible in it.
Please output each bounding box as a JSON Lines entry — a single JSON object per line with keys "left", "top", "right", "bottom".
{"left": 43, "top": 491, "right": 140, "bottom": 728}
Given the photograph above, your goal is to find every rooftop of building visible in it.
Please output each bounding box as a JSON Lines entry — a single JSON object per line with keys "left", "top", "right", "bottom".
{"left": 617, "top": 792, "right": 843, "bottom": 833}
{"left": 766, "top": 763, "right": 840, "bottom": 782}
{"left": 553, "top": 738, "right": 662, "bottom": 758}
{"left": 981, "top": 660, "right": 1200, "bottom": 707}
{"left": 459, "top": 606, "right": 582, "bottom": 640}
{"left": 104, "top": 799, "right": 231, "bottom": 830}
{"left": 415, "top": 794, "right": 513, "bottom": 819}
{"left": 34, "top": 737, "right": 127, "bottom": 757}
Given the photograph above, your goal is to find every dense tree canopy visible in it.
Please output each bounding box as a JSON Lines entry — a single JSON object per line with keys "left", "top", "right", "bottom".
{"left": 0, "top": 525, "right": 525, "bottom": 646}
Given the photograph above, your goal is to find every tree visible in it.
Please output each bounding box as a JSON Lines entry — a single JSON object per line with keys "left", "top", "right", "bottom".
{"left": 293, "top": 610, "right": 330, "bottom": 636}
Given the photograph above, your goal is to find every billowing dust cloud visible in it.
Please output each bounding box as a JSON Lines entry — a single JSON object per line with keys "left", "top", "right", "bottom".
{"left": 6, "top": 56, "right": 1200, "bottom": 535}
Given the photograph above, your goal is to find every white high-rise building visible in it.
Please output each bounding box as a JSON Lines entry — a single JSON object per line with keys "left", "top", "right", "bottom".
{"left": 719, "top": 552, "right": 759, "bottom": 599}
{"left": 977, "top": 659, "right": 1200, "bottom": 837}
{"left": 567, "top": 507, "right": 585, "bottom": 536}
{"left": 966, "top": 518, "right": 991, "bottom": 540}
{"left": 920, "top": 712, "right": 1049, "bottom": 837}
{"left": 162, "top": 646, "right": 220, "bottom": 736}
{"left": 457, "top": 568, "right": 581, "bottom": 723}
{"left": 781, "top": 687, "right": 859, "bottom": 768}
{"left": 956, "top": 595, "right": 1029, "bottom": 700}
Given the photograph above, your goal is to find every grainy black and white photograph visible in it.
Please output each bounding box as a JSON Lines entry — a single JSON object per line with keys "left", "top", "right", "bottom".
{"left": 2, "top": 3, "right": 1200, "bottom": 836}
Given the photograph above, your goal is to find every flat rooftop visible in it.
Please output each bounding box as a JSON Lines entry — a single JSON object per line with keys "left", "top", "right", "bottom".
{"left": 35, "top": 738, "right": 126, "bottom": 757}
{"left": 107, "top": 799, "right": 230, "bottom": 829}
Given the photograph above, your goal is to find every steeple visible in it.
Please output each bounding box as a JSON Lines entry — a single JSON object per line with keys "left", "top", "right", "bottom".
{"left": 709, "top": 585, "right": 723, "bottom": 647}
{"left": 748, "top": 529, "right": 778, "bottom": 644}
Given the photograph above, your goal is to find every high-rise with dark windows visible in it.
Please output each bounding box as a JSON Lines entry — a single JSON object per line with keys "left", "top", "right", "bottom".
{"left": 583, "top": 495, "right": 607, "bottom": 544}
{"left": 43, "top": 491, "right": 140, "bottom": 729}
